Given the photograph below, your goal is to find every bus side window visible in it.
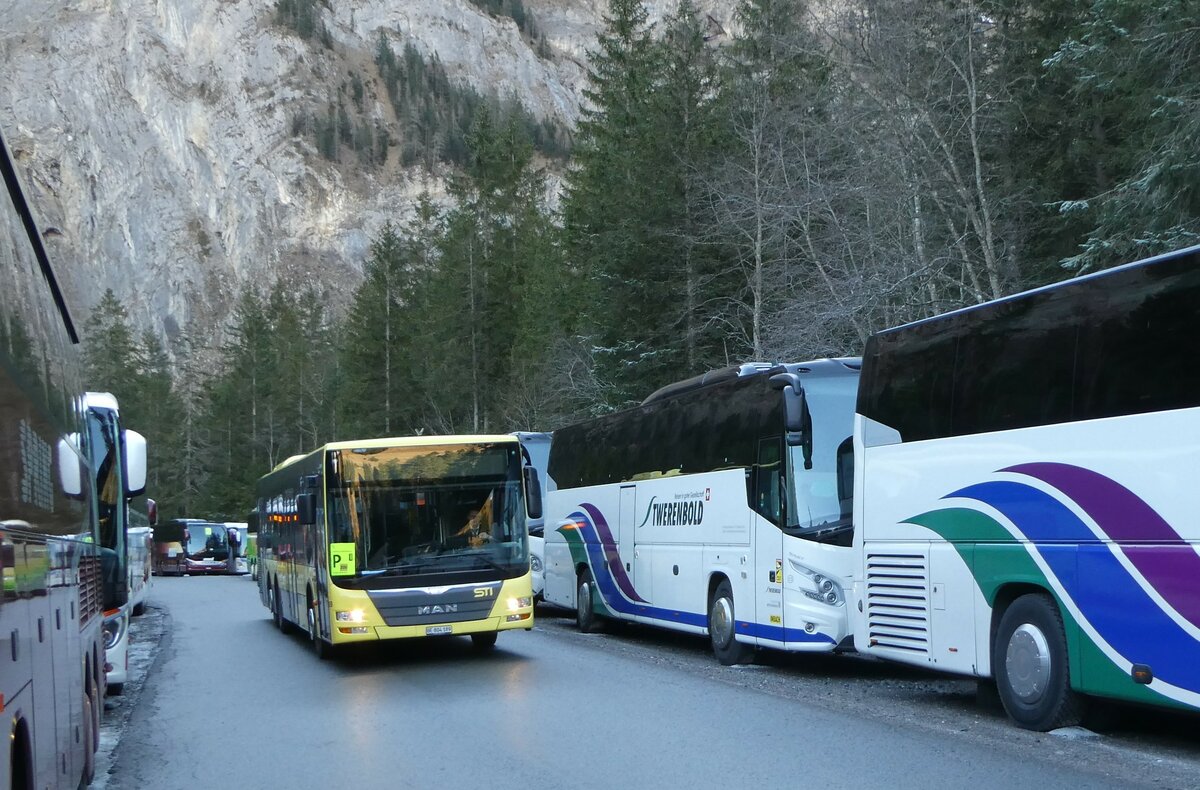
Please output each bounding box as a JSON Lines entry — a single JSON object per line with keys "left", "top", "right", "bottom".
{"left": 753, "top": 438, "right": 783, "bottom": 526}
{"left": 836, "top": 436, "right": 853, "bottom": 520}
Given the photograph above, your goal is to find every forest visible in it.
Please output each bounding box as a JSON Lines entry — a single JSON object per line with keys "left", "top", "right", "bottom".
{"left": 82, "top": 0, "right": 1200, "bottom": 520}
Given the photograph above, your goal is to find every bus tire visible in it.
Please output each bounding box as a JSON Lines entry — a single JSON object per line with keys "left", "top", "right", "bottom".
{"left": 576, "top": 568, "right": 603, "bottom": 633}
{"left": 994, "top": 593, "right": 1083, "bottom": 731}
{"left": 107, "top": 683, "right": 124, "bottom": 697}
{"left": 132, "top": 602, "right": 145, "bottom": 617}
{"left": 273, "top": 581, "right": 291, "bottom": 634}
{"left": 80, "top": 688, "right": 95, "bottom": 787}
{"left": 471, "top": 632, "right": 498, "bottom": 651}
{"left": 308, "top": 599, "right": 332, "bottom": 660}
{"left": 709, "top": 580, "right": 754, "bottom": 666}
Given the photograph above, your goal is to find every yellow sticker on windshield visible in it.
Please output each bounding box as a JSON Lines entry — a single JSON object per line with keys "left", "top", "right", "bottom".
{"left": 204, "top": 527, "right": 212, "bottom": 535}
{"left": 330, "top": 543, "right": 356, "bottom": 577}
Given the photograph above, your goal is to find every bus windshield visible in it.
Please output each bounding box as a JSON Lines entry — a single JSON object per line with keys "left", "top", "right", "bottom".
{"left": 327, "top": 442, "right": 528, "bottom": 581}
{"left": 787, "top": 379, "right": 857, "bottom": 542}
{"left": 186, "top": 523, "right": 230, "bottom": 559}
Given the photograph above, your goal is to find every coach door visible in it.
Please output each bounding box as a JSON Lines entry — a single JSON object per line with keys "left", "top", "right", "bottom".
{"left": 753, "top": 438, "right": 785, "bottom": 645}
{"left": 618, "top": 484, "right": 651, "bottom": 608}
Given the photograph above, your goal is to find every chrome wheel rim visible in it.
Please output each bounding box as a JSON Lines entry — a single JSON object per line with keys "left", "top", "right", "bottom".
{"left": 1006, "top": 623, "right": 1051, "bottom": 703}
{"left": 711, "top": 597, "right": 734, "bottom": 649}
{"left": 578, "top": 580, "right": 592, "bottom": 621}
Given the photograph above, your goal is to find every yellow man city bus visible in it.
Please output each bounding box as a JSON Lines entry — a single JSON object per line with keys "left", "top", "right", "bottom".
{"left": 256, "top": 435, "right": 541, "bottom": 658}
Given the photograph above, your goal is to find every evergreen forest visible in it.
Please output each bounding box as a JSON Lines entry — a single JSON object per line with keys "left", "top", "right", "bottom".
{"left": 84, "top": 0, "right": 1200, "bottom": 520}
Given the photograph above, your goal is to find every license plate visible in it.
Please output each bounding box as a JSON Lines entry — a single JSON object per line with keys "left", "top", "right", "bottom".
{"left": 426, "top": 625, "right": 453, "bottom": 636}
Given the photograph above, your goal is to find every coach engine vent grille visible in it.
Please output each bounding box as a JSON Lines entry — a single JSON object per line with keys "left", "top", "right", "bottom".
{"left": 865, "top": 552, "right": 930, "bottom": 655}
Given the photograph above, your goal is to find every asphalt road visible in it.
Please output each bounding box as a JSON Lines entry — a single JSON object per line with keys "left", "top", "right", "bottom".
{"left": 101, "top": 575, "right": 1200, "bottom": 790}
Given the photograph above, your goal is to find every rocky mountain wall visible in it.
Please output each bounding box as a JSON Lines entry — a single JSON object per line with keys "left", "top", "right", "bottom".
{"left": 0, "top": 0, "right": 737, "bottom": 349}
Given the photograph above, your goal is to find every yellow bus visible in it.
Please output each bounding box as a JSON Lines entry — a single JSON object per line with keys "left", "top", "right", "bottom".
{"left": 256, "top": 435, "right": 541, "bottom": 658}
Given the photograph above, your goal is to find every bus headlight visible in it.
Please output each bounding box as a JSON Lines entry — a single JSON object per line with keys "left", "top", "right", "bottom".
{"left": 788, "top": 559, "right": 845, "bottom": 606}
{"left": 530, "top": 554, "right": 543, "bottom": 573}
{"left": 102, "top": 610, "right": 127, "bottom": 650}
{"left": 336, "top": 609, "right": 366, "bottom": 623}
{"left": 507, "top": 596, "right": 532, "bottom": 611}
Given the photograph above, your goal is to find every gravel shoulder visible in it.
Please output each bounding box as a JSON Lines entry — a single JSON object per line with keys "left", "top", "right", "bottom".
{"left": 94, "top": 600, "right": 173, "bottom": 790}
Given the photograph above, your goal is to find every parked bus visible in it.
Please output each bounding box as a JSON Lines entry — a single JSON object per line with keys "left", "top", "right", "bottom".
{"left": 80, "top": 393, "right": 147, "bottom": 697}
{"left": 543, "top": 359, "right": 860, "bottom": 664}
{"left": 257, "top": 435, "right": 541, "bottom": 658}
{"left": 225, "top": 522, "right": 249, "bottom": 574}
{"left": 246, "top": 508, "right": 260, "bottom": 580}
{"left": 852, "top": 244, "right": 1200, "bottom": 730}
{"left": 177, "top": 518, "right": 234, "bottom": 574}
{"left": 127, "top": 522, "right": 152, "bottom": 616}
{"left": 151, "top": 519, "right": 187, "bottom": 576}
{"left": 2, "top": 124, "right": 104, "bottom": 787}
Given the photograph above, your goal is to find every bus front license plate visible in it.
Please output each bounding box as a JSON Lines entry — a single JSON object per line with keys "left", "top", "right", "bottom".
{"left": 426, "top": 625, "right": 452, "bottom": 635}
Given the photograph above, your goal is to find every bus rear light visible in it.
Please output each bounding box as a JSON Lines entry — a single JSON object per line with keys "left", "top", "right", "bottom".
{"left": 336, "top": 609, "right": 366, "bottom": 623}
{"left": 506, "top": 597, "right": 532, "bottom": 611}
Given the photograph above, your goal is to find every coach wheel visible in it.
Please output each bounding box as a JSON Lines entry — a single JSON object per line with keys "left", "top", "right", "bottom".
{"left": 80, "top": 687, "right": 95, "bottom": 787}
{"left": 576, "top": 569, "right": 603, "bottom": 633}
{"left": 994, "top": 593, "right": 1083, "bottom": 731}
{"left": 132, "top": 602, "right": 145, "bottom": 617}
{"left": 471, "top": 632, "right": 498, "bottom": 652}
{"left": 709, "top": 580, "right": 754, "bottom": 665}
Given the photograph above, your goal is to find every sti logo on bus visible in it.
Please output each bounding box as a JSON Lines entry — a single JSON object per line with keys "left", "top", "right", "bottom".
{"left": 418, "top": 604, "right": 458, "bottom": 615}
{"left": 474, "top": 587, "right": 495, "bottom": 598}
{"left": 638, "top": 492, "right": 706, "bottom": 527}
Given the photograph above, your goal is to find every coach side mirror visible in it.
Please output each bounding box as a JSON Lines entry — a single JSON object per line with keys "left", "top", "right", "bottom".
{"left": 57, "top": 435, "right": 83, "bottom": 497}
{"left": 147, "top": 498, "right": 158, "bottom": 526}
{"left": 123, "top": 429, "right": 148, "bottom": 497}
{"left": 770, "top": 373, "right": 813, "bottom": 469}
{"left": 297, "top": 492, "right": 316, "bottom": 525}
{"left": 524, "top": 467, "right": 543, "bottom": 520}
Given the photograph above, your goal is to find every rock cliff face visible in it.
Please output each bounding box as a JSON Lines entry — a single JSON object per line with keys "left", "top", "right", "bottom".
{"left": 0, "top": 0, "right": 736, "bottom": 347}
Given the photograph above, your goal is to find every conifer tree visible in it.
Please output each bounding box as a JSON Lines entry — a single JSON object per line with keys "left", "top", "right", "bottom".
{"left": 562, "top": 0, "right": 685, "bottom": 408}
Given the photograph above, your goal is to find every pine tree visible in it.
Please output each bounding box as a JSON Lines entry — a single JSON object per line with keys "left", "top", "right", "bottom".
{"left": 81, "top": 289, "right": 143, "bottom": 396}
{"left": 562, "top": 0, "right": 684, "bottom": 408}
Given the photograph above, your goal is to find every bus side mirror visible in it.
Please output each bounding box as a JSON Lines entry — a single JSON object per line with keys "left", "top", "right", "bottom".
{"left": 147, "top": 498, "right": 158, "bottom": 527}
{"left": 123, "top": 429, "right": 148, "bottom": 497}
{"left": 523, "top": 467, "right": 543, "bottom": 520}
{"left": 297, "top": 493, "right": 316, "bottom": 525}
{"left": 58, "top": 435, "right": 83, "bottom": 497}
{"left": 770, "top": 373, "right": 813, "bottom": 469}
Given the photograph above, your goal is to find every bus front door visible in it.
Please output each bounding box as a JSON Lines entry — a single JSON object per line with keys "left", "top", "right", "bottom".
{"left": 618, "top": 485, "right": 652, "bottom": 615}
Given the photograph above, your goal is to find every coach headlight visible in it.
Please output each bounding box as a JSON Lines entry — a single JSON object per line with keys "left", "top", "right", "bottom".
{"left": 530, "top": 554, "right": 543, "bottom": 573}
{"left": 788, "top": 559, "right": 845, "bottom": 606}
{"left": 336, "top": 609, "right": 366, "bottom": 623}
{"left": 102, "top": 610, "right": 127, "bottom": 650}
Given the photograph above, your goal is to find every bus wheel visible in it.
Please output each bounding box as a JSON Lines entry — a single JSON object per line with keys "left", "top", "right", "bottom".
{"left": 273, "top": 582, "right": 291, "bottom": 634}
{"left": 132, "top": 602, "right": 145, "bottom": 617}
{"left": 994, "top": 593, "right": 1083, "bottom": 731}
{"left": 308, "top": 600, "right": 332, "bottom": 660}
{"left": 709, "top": 580, "right": 754, "bottom": 665}
{"left": 80, "top": 687, "right": 95, "bottom": 787}
{"left": 471, "top": 632, "right": 498, "bottom": 652}
{"left": 576, "top": 568, "right": 603, "bottom": 633}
